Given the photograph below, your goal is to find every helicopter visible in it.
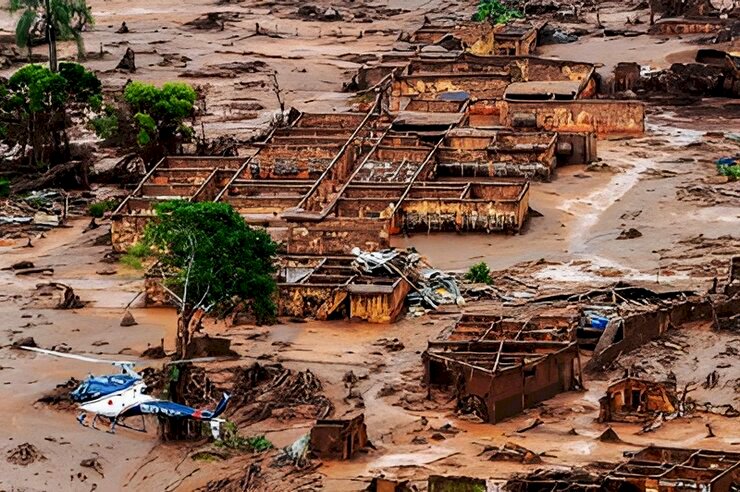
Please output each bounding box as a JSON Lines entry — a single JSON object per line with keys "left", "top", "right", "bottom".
{"left": 21, "top": 346, "right": 231, "bottom": 439}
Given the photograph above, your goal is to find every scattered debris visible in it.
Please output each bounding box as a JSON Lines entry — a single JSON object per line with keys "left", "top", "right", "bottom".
{"left": 116, "top": 48, "right": 136, "bottom": 72}
{"left": 80, "top": 457, "right": 104, "bottom": 477}
{"left": 120, "top": 311, "right": 137, "bottom": 327}
{"left": 7, "top": 443, "right": 46, "bottom": 466}
{"left": 478, "top": 442, "right": 542, "bottom": 464}
{"left": 310, "top": 413, "right": 369, "bottom": 460}
{"left": 597, "top": 426, "right": 623, "bottom": 443}
{"left": 617, "top": 228, "right": 643, "bottom": 240}
{"left": 516, "top": 417, "right": 544, "bottom": 433}
{"left": 29, "top": 282, "right": 84, "bottom": 309}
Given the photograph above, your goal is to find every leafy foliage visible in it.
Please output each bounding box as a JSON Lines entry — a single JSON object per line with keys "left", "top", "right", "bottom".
{"left": 466, "top": 261, "right": 492, "bottom": 284}
{"left": 102, "top": 81, "right": 198, "bottom": 163}
{"left": 0, "top": 62, "right": 101, "bottom": 166}
{"left": 472, "top": 0, "right": 523, "bottom": 24}
{"left": 717, "top": 158, "right": 740, "bottom": 181}
{"left": 0, "top": 178, "right": 10, "bottom": 197}
{"left": 89, "top": 107, "right": 118, "bottom": 139}
{"left": 58, "top": 61, "right": 101, "bottom": 101}
{"left": 215, "top": 422, "right": 273, "bottom": 452}
{"left": 87, "top": 199, "right": 116, "bottom": 217}
{"left": 143, "top": 200, "right": 278, "bottom": 334}
{"left": 7, "top": 63, "right": 67, "bottom": 113}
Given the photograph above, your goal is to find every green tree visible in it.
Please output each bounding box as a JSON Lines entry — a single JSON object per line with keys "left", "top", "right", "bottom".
{"left": 95, "top": 81, "right": 197, "bottom": 164}
{"left": 9, "top": 0, "right": 94, "bottom": 71}
{"left": 0, "top": 62, "right": 101, "bottom": 166}
{"left": 142, "top": 201, "right": 278, "bottom": 359}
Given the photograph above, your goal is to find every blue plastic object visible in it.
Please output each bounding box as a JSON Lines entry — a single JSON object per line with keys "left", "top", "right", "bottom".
{"left": 590, "top": 316, "right": 609, "bottom": 330}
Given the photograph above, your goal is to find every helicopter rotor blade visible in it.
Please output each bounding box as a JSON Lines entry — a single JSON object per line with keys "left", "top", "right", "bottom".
{"left": 164, "top": 357, "right": 231, "bottom": 365}
{"left": 19, "top": 346, "right": 136, "bottom": 367}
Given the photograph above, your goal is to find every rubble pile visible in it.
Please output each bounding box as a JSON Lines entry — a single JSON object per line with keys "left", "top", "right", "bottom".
{"left": 178, "top": 362, "right": 334, "bottom": 426}
{"left": 228, "top": 363, "right": 333, "bottom": 424}
{"left": 36, "top": 377, "right": 81, "bottom": 410}
{"left": 0, "top": 189, "right": 110, "bottom": 240}
{"left": 7, "top": 443, "right": 46, "bottom": 466}
{"left": 26, "top": 282, "right": 85, "bottom": 309}
{"left": 479, "top": 442, "right": 542, "bottom": 464}
{"left": 351, "top": 248, "right": 463, "bottom": 311}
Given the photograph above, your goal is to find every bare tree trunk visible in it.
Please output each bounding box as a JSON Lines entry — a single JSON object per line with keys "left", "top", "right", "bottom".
{"left": 44, "top": 0, "right": 58, "bottom": 72}
{"left": 175, "top": 308, "right": 193, "bottom": 360}
{"left": 161, "top": 363, "right": 196, "bottom": 440}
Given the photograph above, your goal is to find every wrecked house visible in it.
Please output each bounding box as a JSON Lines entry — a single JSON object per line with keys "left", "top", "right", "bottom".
{"left": 218, "top": 109, "right": 388, "bottom": 225}
{"left": 605, "top": 446, "right": 740, "bottom": 492}
{"left": 276, "top": 254, "right": 410, "bottom": 323}
{"left": 527, "top": 284, "right": 701, "bottom": 369}
{"left": 436, "top": 127, "right": 561, "bottom": 180}
{"left": 310, "top": 413, "right": 369, "bottom": 460}
{"left": 389, "top": 53, "right": 597, "bottom": 111}
{"left": 440, "top": 312, "right": 578, "bottom": 342}
{"left": 276, "top": 249, "right": 459, "bottom": 323}
{"left": 110, "top": 156, "right": 244, "bottom": 251}
{"left": 284, "top": 120, "right": 534, "bottom": 248}
{"left": 408, "top": 20, "right": 538, "bottom": 56}
{"left": 598, "top": 377, "right": 678, "bottom": 423}
{"left": 503, "top": 446, "right": 740, "bottom": 492}
{"left": 424, "top": 339, "right": 582, "bottom": 423}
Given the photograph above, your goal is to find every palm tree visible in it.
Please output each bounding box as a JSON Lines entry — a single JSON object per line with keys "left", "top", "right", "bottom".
{"left": 9, "top": 0, "right": 94, "bottom": 71}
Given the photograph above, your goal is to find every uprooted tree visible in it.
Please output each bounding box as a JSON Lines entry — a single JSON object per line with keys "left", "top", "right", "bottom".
{"left": 0, "top": 62, "right": 101, "bottom": 174}
{"left": 142, "top": 200, "right": 278, "bottom": 359}
{"left": 91, "top": 81, "right": 198, "bottom": 165}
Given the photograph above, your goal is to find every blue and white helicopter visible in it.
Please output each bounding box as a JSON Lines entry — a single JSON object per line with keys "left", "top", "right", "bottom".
{"left": 21, "top": 346, "right": 231, "bottom": 439}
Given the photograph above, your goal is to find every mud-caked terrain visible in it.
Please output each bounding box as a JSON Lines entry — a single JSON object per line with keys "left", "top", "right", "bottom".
{"left": 1, "top": 0, "right": 739, "bottom": 491}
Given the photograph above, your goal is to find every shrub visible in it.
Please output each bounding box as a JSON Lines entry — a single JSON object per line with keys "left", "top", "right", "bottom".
{"left": 127, "top": 242, "right": 150, "bottom": 258}
{"left": 473, "top": 0, "right": 523, "bottom": 24}
{"left": 88, "top": 199, "right": 117, "bottom": 218}
{"left": 215, "top": 421, "right": 273, "bottom": 452}
{"left": 119, "top": 242, "right": 150, "bottom": 270}
{"left": 0, "top": 178, "right": 10, "bottom": 197}
{"left": 717, "top": 163, "right": 740, "bottom": 181}
{"left": 119, "top": 254, "right": 143, "bottom": 270}
{"left": 466, "top": 261, "right": 492, "bottom": 284}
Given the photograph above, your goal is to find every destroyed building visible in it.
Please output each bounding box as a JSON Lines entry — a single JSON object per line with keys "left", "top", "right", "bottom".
{"left": 605, "top": 446, "right": 740, "bottom": 492}
{"left": 598, "top": 377, "right": 679, "bottom": 423}
{"left": 310, "top": 413, "right": 369, "bottom": 460}
{"left": 424, "top": 337, "right": 582, "bottom": 423}
{"left": 111, "top": 156, "right": 245, "bottom": 251}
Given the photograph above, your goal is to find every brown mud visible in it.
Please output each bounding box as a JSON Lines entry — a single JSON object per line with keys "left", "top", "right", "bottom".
{"left": 1, "top": 0, "right": 739, "bottom": 491}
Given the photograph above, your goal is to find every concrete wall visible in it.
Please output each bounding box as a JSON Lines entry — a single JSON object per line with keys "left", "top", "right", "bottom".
{"left": 349, "top": 280, "right": 410, "bottom": 323}
{"left": 111, "top": 214, "right": 153, "bottom": 253}
{"left": 397, "top": 194, "right": 528, "bottom": 233}
{"left": 278, "top": 284, "right": 346, "bottom": 319}
{"left": 500, "top": 100, "right": 645, "bottom": 137}
{"left": 286, "top": 218, "right": 390, "bottom": 255}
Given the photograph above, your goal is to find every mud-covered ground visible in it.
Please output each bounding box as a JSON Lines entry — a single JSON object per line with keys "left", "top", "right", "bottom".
{"left": 1, "top": 0, "right": 739, "bottom": 490}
